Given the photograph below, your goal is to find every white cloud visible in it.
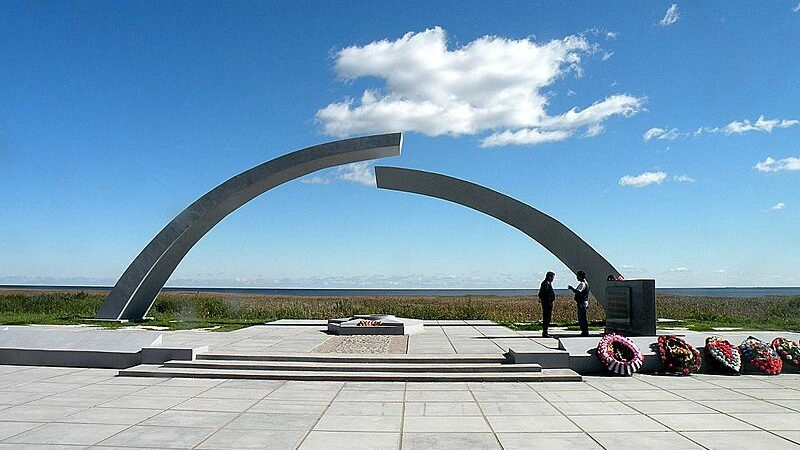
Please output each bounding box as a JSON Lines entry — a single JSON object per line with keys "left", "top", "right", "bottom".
{"left": 300, "top": 176, "right": 331, "bottom": 185}
{"left": 754, "top": 156, "right": 800, "bottom": 172}
{"left": 722, "top": 116, "right": 799, "bottom": 134}
{"left": 649, "top": 115, "right": 799, "bottom": 140}
{"left": 587, "top": 28, "right": 618, "bottom": 41}
{"left": 772, "top": 202, "right": 786, "bottom": 211}
{"left": 643, "top": 127, "right": 681, "bottom": 140}
{"left": 698, "top": 115, "right": 800, "bottom": 135}
{"left": 619, "top": 171, "right": 668, "bottom": 188}
{"left": 317, "top": 27, "right": 644, "bottom": 147}
{"left": 481, "top": 129, "right": 572, "bottom": 147}
{"left": 621, "top": 264, "right": 646, "bottom": 275}
{"left": 673, "top": 174, "right": 695, "bottom": 183}
{"left": 541, "top": 94, "right": 643, "bottom": 130}
{"left": 643, "top": 127, "right": 665, "bottom": 140}
{"left": 794, "top": 3, "right": 800, "bottom": 12}
{"left": 660, "top": 4, "right": 680, "bottom": 26}
{"left": 337, "top": 162, "right": 376, "bottom": 186}
{"left": 584, "top": 123, "right": 605, "bottom": 137}
{"left": 659, "top": 129, "right": 681, "bottom": 139}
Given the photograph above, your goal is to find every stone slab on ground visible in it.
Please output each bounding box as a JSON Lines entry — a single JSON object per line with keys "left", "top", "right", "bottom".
{"left": 0, "top": 325, "right": 201, "bottom": 369}
{"left": 2, "top": 365, "right": 799, "bottom": 449}
{"left": 0, "top": 325, "right": 162, "bottom": 351}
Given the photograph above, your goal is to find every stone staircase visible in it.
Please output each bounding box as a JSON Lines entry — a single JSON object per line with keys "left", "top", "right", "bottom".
{"left": 118, "top": 352, "right": 582, "bottom": 382}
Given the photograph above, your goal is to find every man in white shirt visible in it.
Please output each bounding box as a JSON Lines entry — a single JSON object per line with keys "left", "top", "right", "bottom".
{"left": 568, "top": 270, "right": 590, "bottom": 337}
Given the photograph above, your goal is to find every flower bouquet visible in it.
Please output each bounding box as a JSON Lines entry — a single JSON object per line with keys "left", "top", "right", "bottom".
{"left": 657, "top": 335, "right": 701, "bottom": 375}
{"left": 705, "top": 335, "right": 742, "bottom": 374}
{"left": 739, "top": 336, "right": 782, "bottom": 375}
{"left": 771, "top": 337, "right": 800, "bottom": 369}
{"left": 596, "top": 333, "right": 644, "bottom": 376}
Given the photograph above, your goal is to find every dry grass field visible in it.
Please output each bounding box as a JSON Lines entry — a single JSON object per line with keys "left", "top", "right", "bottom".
{"left": 0, "top": 289, "right": 798, "bottom": 332}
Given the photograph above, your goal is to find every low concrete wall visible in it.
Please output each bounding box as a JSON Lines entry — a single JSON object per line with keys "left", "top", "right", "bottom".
{"left": 0, "top": 326, "right": 205, "bottom": 369}
{"left": 0, "top": 346, "right": 208, "bottom": 369}
{"left": 0, "top": 348, "right": 142, "bottom": 369}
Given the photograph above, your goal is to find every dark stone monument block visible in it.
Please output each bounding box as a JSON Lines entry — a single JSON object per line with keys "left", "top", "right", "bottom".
{"left": 604, "top": 279, "right": 656, "bottom": 336}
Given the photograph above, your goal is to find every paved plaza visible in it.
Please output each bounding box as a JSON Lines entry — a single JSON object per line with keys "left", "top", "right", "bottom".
{"left": 1, "top": 323, "right": 800, "bottom": 449}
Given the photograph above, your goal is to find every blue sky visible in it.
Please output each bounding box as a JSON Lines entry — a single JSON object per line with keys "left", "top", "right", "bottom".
{"left": 2, "top": 1, "right": 798, "bottom": 289}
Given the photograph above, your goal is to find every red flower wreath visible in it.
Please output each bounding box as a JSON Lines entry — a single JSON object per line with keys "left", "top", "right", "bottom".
{"left": 705, "top": 335, "right": 742, "bottom": 374}
{"left": 739, "top": 336, "right": 782, "bottom": 375}
{"left": 596, "top": 333, "right": 644, "bottom": 376}
{"left": 771, "top": 337, "right": 800, "bottom": 369}
{"left": 657, "top": 335, "right": 702, "bottom": 375}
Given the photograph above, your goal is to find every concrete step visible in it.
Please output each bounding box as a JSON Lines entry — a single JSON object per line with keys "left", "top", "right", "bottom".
{"left": 118, "top": 364, "right": 581, "bottom": 382}
{"left": 557, "top": 336, "right": 661, "bottom": 374}
{"left": 163, "top": 359, "right": 542, "bottom": 373}
{"left": 196, "top": 352, "right": 508, "bottom": 364}
{"left": 503, "top": 348, "right": 570, "bottom": 369}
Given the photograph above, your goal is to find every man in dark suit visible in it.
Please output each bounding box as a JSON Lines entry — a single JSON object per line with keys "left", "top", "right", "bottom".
{"left": 538, "top": 271, "right": 556, "bottom": 338}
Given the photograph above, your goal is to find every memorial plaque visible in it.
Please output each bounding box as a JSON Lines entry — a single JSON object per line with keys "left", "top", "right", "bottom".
{"left": 606, "top": 286, "right": 632, "bottom": 326}
{"left": 604, "top": 279, "right": 656, "bottom": 336}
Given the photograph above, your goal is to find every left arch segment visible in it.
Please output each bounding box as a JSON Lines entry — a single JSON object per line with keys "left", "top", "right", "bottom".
{"left": 96, "top": 133, "right": 402, "bottom": 321}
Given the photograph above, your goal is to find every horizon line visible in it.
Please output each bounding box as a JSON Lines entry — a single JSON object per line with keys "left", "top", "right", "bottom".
{"left": 2, "top": 284, "right": 800, "bottom": 291}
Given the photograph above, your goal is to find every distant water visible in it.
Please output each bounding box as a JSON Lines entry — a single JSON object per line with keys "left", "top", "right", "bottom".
{"left": 655, "top": 287, "right": 800, "bottom": 298}
{"left": 2, "top": 285, "right": 800, "bottom": 298}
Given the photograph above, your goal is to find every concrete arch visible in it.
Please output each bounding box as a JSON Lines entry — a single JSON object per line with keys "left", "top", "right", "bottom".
{"left": 97, "top": 133, "right": 403, "bottom": 321}
{"left": 374, "top": 166, "right": 620, "bottom": 308}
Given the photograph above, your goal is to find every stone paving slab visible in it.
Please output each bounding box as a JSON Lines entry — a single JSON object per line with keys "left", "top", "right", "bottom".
{"left": 0, "top": 365, "right": 798, "bottom": 448}
{"left": 2, "top": 324, "right": 800, "bottom": 448}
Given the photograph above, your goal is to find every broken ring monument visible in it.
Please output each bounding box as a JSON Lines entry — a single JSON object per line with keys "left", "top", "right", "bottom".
{"left": 96, "top": 132, "right": 655, "bottom": 338}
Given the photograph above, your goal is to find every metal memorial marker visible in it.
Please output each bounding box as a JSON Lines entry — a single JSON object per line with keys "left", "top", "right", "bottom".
{"left": 605, "top": 286, "right": 632, "bottom": 326}
{"left": 604, "top": 279, "right": 657, "bottom": 336}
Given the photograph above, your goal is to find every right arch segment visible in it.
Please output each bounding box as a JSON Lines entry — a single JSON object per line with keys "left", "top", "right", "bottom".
{"left": 374, "top": 166, "right": 620, "bottom": 308}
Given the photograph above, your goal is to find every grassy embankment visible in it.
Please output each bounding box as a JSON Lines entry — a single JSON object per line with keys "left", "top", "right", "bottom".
{"left": 1, "top": 289, "right": 798, "bottom": 332}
